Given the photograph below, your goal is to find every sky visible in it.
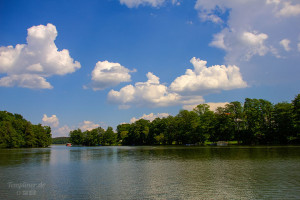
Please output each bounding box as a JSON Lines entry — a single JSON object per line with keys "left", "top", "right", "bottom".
{"left": 0, "top": 0, "right": 300, "bottom": 137}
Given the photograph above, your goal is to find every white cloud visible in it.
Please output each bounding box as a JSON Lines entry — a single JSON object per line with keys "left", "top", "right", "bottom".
{"left": 278, "top": 2, "right": 300, "bottom": 17}
{"left": 171, "top": 0, "right": 180, "bottom": 6}
{"left": 198, "top": 12, "right": 223, "bottom": 24}
{"left": 182, "top": 102, "right": 229, "bottom": 112}
{"left": 54, "top": 125, "right": 72, "bottom": 137}
{"left": 266, "top": 0, "right": 280, "bottom": 5}
{"left": 298, "top": 42, "right": 300, "bottom": 52}
{"left": 108, "top": 72, "right": 188, "bottom": 108}
{"left": 42, "top": 114, "right": 59, "bottom": 128}
{"left": 0, "top": 23, "right": 80, "bottom": 89}
{"left": 240, "top": 31, "right": 269, "bottom": 60}
{"left": 211, "top": 30, "right": 271, "bottom": 62}
{"left": 79, "top": 120, "right": 100, "bottom": 131}
{"left": 120, "top": 0, "right": 165, "bottom": 8}
{"left": 210, "top": 32, "right": 227, "bottom": 50}
{"left": 195, "top": 0, "right": 300, "bottom": 63}
{"left": 42, "top": 114, "right": 71, "bottom": 137}
{"left": 0, "top": 74, "right": 53, "bottom": 89}
{"left": 108, "top": 58, "right": 246, "bottom": 109}
{"left": 170, "top": 57, "right": 247, "bottom": 95}
{"left": 119, "top": 0, "right": 181, "bottom": 8}
{"left": 280, "top": 39, "right": 291, "bottom": 51}
{"left": 130, "top": 113, "right": 170, "bottom": 123}
{"left": 89, "top": 60, "right": 135, "bottom": 90}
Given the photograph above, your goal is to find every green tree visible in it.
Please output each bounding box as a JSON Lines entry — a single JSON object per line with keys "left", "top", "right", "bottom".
{"left": 83, "top": 129, "right": 99, "bottom": 146}
{"left": 243, "top": 98, "right": 274, "bottom": 144}
{"left": 292, "top": 94, "right": 300, "bottom": 138}
{"left": 103, "top": 127, "right": 116, "bottom": 145}
{"left": 125, "top": 119, "right": 150, "bottom": 145}
{"left": 33, "top": 124, "right": 52, "bottom": 147}
{"left": 194, "top": 104, "right": 215, "bottom": 143}
{"left": 149, "top": 118, "right": 166, "bottom": 144}
{"left": 0, "top": 111, "right": 51, "bottom": 148}
{"left": 274, "top": 102, "right": 294, "bottom": 144}
{"left": 0, "top": 121, "right": 22, "bottom": 148}
{"left": 225, "top": 102, "right": 244, "bottom": 144}
{"left": 175, "top": 110, "right": 204, "bottom": 144}
{"left": 95, "top": 127, "right": 106, "bottom": 145}
{"left": 116, "top": 123, "right": 131, "bottom": 144}
{"left": 164, "top": 116, "right": 176, "bottom": 145}
{"left": 69, "top": 129, "right": 84, "bottom": 145}
{"left": 212, "top": 107, "right": 235, "bottom": 142}
{"left": 24, "top": 122, "right": 36, "bottom": 147}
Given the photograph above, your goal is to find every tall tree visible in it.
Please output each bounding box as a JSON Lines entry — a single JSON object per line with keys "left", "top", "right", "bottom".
{"left": 103, "top": 127, "right": 117, "bottom": 145}
{"left": 243, "top": 98, "right": 274, "bottom": 144}
{"left": 125, "top": 119, "right": 150, "bottom": 145}
{"left": 292, "top": 94, "right": 300, "bottom": 137}
{"left": 69, "top": 129, "right": 84, "bottom": 145}
{"left": 212, "top": 107, "right": 235, "bottom": 142}
{"left": 274, "top": 102, "right": 294, "bottom": 144}
{"left": 116, "top": 123, "right": 131, "bottom": 144}
{"left": 194, "top": 104, "right": 215, "bottom": 143}
{"left": 225, "top": 102, "right": 244, "bottom": 144}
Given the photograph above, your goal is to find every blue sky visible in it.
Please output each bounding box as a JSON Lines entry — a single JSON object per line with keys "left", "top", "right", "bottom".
{"left": 1, "top": 0, "right": 300, "bottom": 137}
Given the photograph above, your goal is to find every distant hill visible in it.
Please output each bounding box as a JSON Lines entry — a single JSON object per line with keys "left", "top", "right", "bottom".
{"left": 52, "top": 137, "right": 70, "bottom": 144}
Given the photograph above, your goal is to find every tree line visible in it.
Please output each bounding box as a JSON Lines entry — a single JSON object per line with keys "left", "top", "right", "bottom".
{"left": 69, "top": 127, "right": 116, "bottom": 146}
{"left": 52, "top": 137, "right": 69, "bottom": 144}
{"left": 1, "top": 94, "right": 299, "bottom": 148}
{"left": 69, "top": 94, "right": 300, "bottom": 146}
{"left": 0, "top": 111, "right": 52, "bottom": 148}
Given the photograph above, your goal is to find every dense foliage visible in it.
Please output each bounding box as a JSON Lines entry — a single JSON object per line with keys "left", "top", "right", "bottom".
{"left": 69, "top": 94, "right": 300, "bottom": 146}
{"left": 52, "top": 137, "right": 70, "bottom": 144}
{"left": 0, "top": 111, "right": 52, "bottom": 148}
{"left": 69, "top": 127, "right": 117, "bottom": 146}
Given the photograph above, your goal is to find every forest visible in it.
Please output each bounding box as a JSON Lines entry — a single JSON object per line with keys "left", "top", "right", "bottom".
{"left": 52, "top": 137, "right": 69, "bottom": 144}
{"left": 1, "top": 94, "right": 299, "bottom": 148}
{"left": 0, "top": 111, "right": 52, "bottom": 148}
{"left": 69, "top": 94, "right": 300, "bottom": 146}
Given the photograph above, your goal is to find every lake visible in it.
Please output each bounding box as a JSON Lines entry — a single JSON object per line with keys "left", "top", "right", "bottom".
{"left": 0, "top": 145, "right": 300, "bottom": 199}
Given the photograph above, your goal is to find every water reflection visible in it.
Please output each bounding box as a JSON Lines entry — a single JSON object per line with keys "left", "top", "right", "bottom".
{"left": 0, "top": 145, "right": 300, "bottom": 199}
{"left": 0, "top": 148, "right": 51, "bottom": 166}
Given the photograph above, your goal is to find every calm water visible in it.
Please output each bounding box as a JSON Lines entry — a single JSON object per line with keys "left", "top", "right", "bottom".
{"left": 0, "top": 145, "right": 300, "bottom": 200}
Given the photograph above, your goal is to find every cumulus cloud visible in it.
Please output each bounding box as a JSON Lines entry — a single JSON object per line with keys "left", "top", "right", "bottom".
{"left": 0, "top": 23, "right": 80, "bottom": 89}
{"left": 182, "top": 102, "right": 229, "bottom": 112}
{"left": 170, "top": 57, "right": 247, "bottom": 95}
{"left": 240, "top": 31, "right": 269, "bottom": 60}
{"left": 89, "top": 60, "right": 136, "bottom": 90}
{"left": 41, "top": 114, "right": 105, "bottom": 137}
{"left": 119, "top": 0, "right": 180, "bottom": 8}
{"left": 79, "top": 120, "right": 100, "bottom": 131}
{"left": 42, "top": 114, "right": 71, "bottom": 137}
{"left": 108, "top": 57, "right": 246, "bottom": 109}
{"left": 42, "top": 114, "right": 59, "bottom": 128}
{"left": 210, "top": 29, "right": 272, "bottom": 62}
{"left": 54, "top": 125, "right": 72, "bottom": 137}
{"left": 0, "top": 74, "right": 52, "bottom": 89}
{"left": 195, "top": 0, "right": 300, "bottom": 63}
{"left": 108, "top": 72, "right": 188, "bottom": 108}
{"left": 266, "top": 0, "right": 280, "bottom": 5}
{"left": 120, "top": 0, "right": 165, "bottom": 8}
{"left": 210, "top": 32, "right": 227, "bottom": 50}
{"left": 278, "top": 2, "right": 300, "bottom": 17}
{"left": 280, "top": 39, "right": 291, "bottom": 51}
{"left": 130, "top": 113, "right": 170, "bottom": 123}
